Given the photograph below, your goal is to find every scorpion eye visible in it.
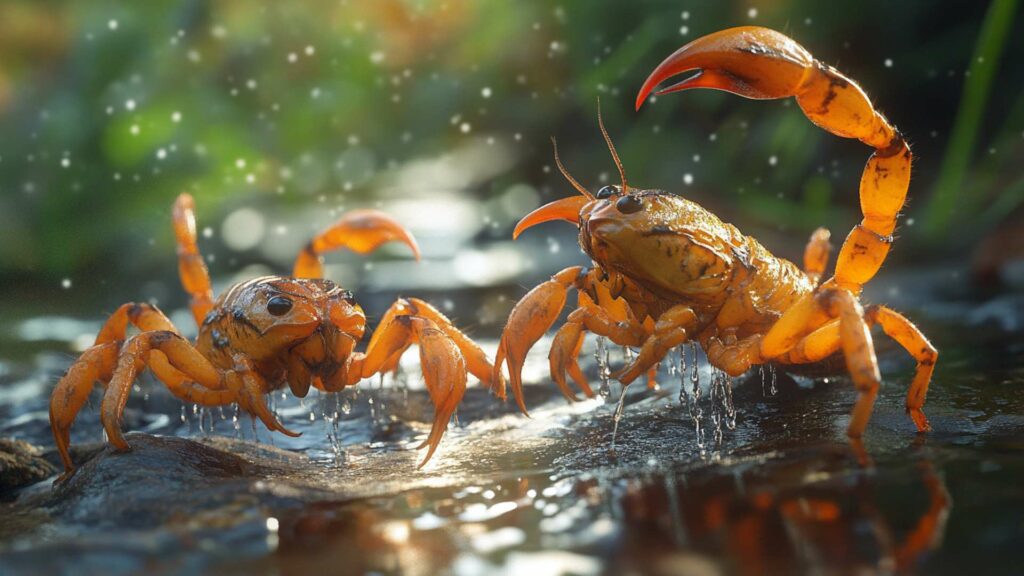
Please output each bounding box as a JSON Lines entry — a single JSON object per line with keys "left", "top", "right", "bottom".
{"left": 266, "top": 295, "right": 293, "bottom": 316}
{"left": 596, "top": 185, "right": 616, "bottom": 200}
{"left": 616, "top": 194, "right": 643, "bottom": 214}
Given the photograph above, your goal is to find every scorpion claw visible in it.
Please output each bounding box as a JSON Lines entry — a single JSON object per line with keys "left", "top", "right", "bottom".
{"left": 495, "top": 271, "right": 578, "bottom": 414}
{"left": 636, "top": 26, "right": 814, "bottom": 110}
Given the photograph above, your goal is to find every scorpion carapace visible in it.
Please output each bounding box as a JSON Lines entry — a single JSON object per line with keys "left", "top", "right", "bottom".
{"left": 493, "top": 27, "right": 936, "bottom": 445}
{"left": 50, "top": 194, "right": 498, "bottom": 478}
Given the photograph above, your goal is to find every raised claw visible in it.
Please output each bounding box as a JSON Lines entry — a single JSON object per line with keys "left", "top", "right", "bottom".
{"left": 294, "top": 209, "right": 421, "bottom": 278}
{"left": 635, "top": 26, "right": 814, "bottom": 110}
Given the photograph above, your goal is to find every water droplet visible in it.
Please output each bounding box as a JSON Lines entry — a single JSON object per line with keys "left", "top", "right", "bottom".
{"left": 481, "top": 86, "right": 492, "bottom": 98}
{"left": 108, "top": 19, "right": 119, "bottom": 30}
{"left": 884, "top": 58, "right": 893, "bottom": 68}
{"left": 61, "top": 278, "right": 72, "bottom": 289}
{"left": 747, "top": 7, "right": 758, "bottom": 18}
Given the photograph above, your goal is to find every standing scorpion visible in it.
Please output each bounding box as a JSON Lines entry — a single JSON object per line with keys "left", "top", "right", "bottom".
{"left": 493, "top": 27, "right": 937, "bottom": 447}
{"left": 50, "top": 194, "right": 497, "bottom": 478}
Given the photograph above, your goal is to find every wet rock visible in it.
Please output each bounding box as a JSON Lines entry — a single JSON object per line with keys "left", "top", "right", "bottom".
{"left": 28, "top": 433, "right": 319, "bottom": 528}
{"left": 0, "top": 438, "right": 56, "bottom": 497}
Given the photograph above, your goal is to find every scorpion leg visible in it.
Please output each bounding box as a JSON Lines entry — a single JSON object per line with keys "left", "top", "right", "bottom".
{"left": 865, "top": 306, "right": 937, "bottom": 432}
{"left": 637, "top": 26, "right": 912, "bottom": 293}
{"left": 293, "top": 210, "right": 420, "bottom": 278}
{"left": 172, "top": 194, "right": 215, "bottom": 328}
{"left": 50, "top": 342, "right": 120, "bottom": 478}
{"left": 706, "top": 332, "right": 765, "bottom": 377}
{"left": 550, "top": 291, "right": 648, "bottom": 401}
{"left": 50, "top": 302, "right": 183, "bottom": 476}
{"left": 614, "top": 305, "right": 697, "bottom": 385}
{"left": 760, "top": 288, "right": 883, "bottom": 437}
{"left": 781, "top": 304, "right": 936, "bottom": 433}
{"left": 823, "top": 290, "right": 883, "bottom": 438}
{"left": 101, "top": 331, "right": 223, "bottom": 453}
{"left": 351, "top": 316, "right": 467, "bottom": 468}
{"left": 803, "top": 227, "right": 832, "bottom": 287}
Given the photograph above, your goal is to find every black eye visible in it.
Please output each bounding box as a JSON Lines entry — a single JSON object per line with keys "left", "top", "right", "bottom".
{"left": 616, "top": 194, "right": 643, "bottom": 214}
{"left": 266, "top": 295, "right": 293, "bottom": 316}
{"left": 596, "top": 185, "right": 616, "bottom": 200}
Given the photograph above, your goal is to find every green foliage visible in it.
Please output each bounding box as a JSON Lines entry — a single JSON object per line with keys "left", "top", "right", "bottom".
{"left": 0, "top": 0, "right": 1021, "bottom": 283}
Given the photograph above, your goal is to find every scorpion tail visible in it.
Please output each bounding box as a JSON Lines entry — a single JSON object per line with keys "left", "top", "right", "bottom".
{"left": 637, "top": 26, "right": 910, "bottom": 293}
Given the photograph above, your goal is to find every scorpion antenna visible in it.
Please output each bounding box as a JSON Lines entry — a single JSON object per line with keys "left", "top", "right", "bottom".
{"left": 597, "top": 98, "right": 628, "bottom": 192}
{"left": 551, "top": 137, "right": 594, "bottom": 199}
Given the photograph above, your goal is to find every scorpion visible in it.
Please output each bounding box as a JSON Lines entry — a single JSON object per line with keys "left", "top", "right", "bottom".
{"left": 50, "top": 193, "right": 497, "bottom": 478}
{"left": 493, "top": 27, "right": 937, "bottom": 447}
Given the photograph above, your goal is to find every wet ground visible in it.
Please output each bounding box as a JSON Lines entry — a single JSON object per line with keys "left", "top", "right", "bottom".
{"left": 0, "top": 268, "right": 1022, "bottom": 575}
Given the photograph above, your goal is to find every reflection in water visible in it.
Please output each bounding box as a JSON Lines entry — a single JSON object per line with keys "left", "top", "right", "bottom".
{"left": 612, "top": 447, "right": 950, "bottom": 575}
{"left": 0, "top": 304, "right": 1022, "bottom": 575}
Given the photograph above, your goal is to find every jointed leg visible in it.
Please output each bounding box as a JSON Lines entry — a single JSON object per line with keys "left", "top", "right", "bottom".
{"left": 50, "top": 342, "right": 120, "bottom": 476}
{"left": 759, "top": 288, "right": 883, "bottom": 437}
{"left": 803, "top": 227, "right": 832, "bottom": 287}
{"left": 51, "top": 302, "right": 183, "bottom": 475}
{"left": 615, "top": 305, "right": 697, "bottom": 385}
{"left": 172, "top": 194, "right": 215, "bottom": 328}
{"left": 101, "top": 331, "right": 223, "bottom": 451}
{"left": 348, "top": 315, "right": 467, "bottom": 467}
{"left": 866, "top": 306, "right": 937, "bottom": 432}
{"left": 293, "top": 210, "right": 420, "bottom": 278}
{"left": 548, "top": 291, "right": 649, "bottom": 402}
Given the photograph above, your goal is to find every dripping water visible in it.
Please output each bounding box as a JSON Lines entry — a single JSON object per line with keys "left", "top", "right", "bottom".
{"left": 595, "top": 337, "right": 612, "bottom": 399}
{"left": 610, "top": 383, "right": 629, "bottom": 453}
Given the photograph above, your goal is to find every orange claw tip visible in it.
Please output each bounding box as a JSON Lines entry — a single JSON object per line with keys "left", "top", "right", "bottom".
{"left": 512, "top": 196, "right": 588, "bottom": 240}
{"left": 635, "top": 26, "right": 814, "bottom": 110}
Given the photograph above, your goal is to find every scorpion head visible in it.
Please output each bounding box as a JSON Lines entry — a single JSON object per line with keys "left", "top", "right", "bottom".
{"left": 513, "top": 108, "right": 734, "bottom": 303}
{"left": 219, "top": 276, "right": 365, "bottom": 392}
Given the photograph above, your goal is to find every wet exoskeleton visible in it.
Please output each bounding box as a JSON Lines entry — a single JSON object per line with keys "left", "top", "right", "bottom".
{"left": 51, "top": 194, "right": 496, "bottom": 478}
{"left": 493, "top": 27, "right": 937, "bottom": 448}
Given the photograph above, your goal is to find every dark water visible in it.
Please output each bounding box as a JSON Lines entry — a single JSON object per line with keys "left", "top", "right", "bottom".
{"left": 0, "top": 271, "right": 1022, "bottom": 575}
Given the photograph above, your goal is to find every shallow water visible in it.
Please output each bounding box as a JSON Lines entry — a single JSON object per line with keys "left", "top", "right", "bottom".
{"left": 1, "top": 272, "right": 1023, "bottom": 575}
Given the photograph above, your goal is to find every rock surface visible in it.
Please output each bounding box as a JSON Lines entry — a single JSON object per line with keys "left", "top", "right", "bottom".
{"left": 0, "top": 438, "right": 55, "bottom": 497}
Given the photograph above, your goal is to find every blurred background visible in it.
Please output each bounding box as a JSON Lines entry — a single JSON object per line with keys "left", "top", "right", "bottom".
{"left": 3, "top": 3, "right": 1024, "bottom": 573}
{"left": 1, "top": 0, "right": 1023, "bottom": 333}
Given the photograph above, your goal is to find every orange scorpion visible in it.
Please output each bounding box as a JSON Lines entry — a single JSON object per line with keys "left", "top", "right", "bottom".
{"left": 50, "top": 194, "right": 497, "bottom": 477}
{"left": 493, "top": 27, "right": 937, "bottom": 446}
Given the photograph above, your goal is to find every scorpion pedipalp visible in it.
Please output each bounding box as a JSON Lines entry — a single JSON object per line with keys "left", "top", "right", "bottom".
{"left": 493, "top": 266, "right": 585, "bottom": 414}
